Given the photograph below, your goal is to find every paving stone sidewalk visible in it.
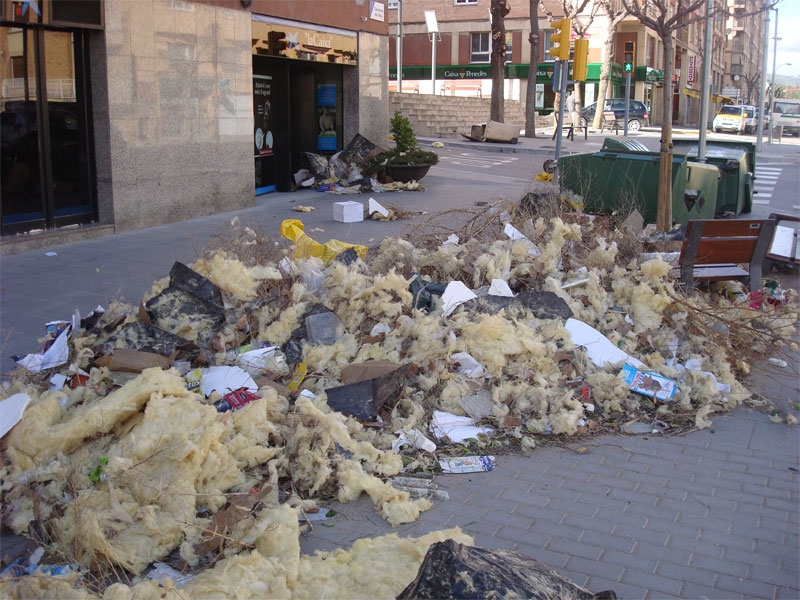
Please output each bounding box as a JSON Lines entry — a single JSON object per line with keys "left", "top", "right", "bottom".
{"left": 300, "top": 408, "right": 799, "bottom": 600}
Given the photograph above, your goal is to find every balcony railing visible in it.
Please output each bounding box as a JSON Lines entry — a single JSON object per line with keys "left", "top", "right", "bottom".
{"left": 1, "top": 78, "right": 76, "bottom": 102}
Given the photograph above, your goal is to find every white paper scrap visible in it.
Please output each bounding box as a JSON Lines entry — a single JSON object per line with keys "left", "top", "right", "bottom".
{"left": 504, "top": 223, "right": 541, "bottom": 257}
{"left": 200, "top": 366, "right": 257, "bottom": 397}
{"left": 430, "top": 410, "right": 493, "bottom": 444}
{"left": 148, "top": 562, "right": 195, "bottom": 588}
{"left": 488, "top": 279, "right": 514, "bottom": 297}
{"left": 565, "top": 318, "right": 644, "bottom": 369}
{"left": 441, "top": 281, "right": 477, "bottom": 317}
{"left": 439, "top": 455, "right": 496, "bottom": 473}
{"left": 236, "top": 346, "right": 279, "bottom": 377}
{"left": 450, "top": 352, "right": 487, "bottom": 378}
{"left": 370, "top": 322, "right": 392, "bottom": 337}
{"left": 442, "top": 234, "right": 460, "bottom": 247}
{"left": 368, "top": 197, "right": 389, "bottom": 217}
{"left": 16, "top": 325, "right": 72, "bottom": 373}
{"left": 0, "top": 393, "right": 31, "bottom": 438}
{"left": 392, "top": 429, "right": 437, "bottom": 453}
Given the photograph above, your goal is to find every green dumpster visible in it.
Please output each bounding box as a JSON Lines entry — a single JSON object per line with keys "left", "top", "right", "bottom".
{"left": 558, "top": 142, "right": 718, "bottom": 226}
{"left": 673, "top": 142, "right": 752, "bottom": 216}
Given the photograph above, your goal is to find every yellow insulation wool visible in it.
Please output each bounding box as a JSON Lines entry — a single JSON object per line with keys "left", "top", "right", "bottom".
{"left": 193, "top": 253, "right": 283, "bottom": 301}
{"left": 336, "top": 460, "right": 431, "bottom": 526}
{"left": 4, "top": 368, "right": 190, "bottom": 463}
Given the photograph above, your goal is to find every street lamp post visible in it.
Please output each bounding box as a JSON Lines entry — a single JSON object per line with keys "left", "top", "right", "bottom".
{"left": 769, "top": 61, "right": 792, "bottom": 143}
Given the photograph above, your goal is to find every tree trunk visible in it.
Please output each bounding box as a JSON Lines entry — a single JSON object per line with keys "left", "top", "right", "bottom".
{"left": 657, "top": 34, "right": 675, "bottom": 232}
{"left": 490, "top": 0, "right": 510, "bottom": 122}
{"left": 593, "top": 28, "right": 614, "bottom": 128}
{"left": 524, "top": 0, "right": 541, "bottom": 137}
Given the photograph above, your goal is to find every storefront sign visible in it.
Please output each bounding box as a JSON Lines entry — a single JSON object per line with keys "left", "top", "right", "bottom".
{"left": 687, "top": 56, "right": 696, "bottom": 84}
{"left": 369, "top": 1, "right": 385, "bottom": 22}
{"left": 535, "top": 83, "right": 545, "bottom": 109}
{"left": 252, "top": 16, "right": 357, "bottom": 65}
{"left": 253, "top": 75, "right": 274, "bottom": 158}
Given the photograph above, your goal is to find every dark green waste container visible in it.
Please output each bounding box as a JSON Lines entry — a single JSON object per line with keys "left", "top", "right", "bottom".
{"left": 558, "top": 141, "right": 718, "bottom": 226}
{"left": 672, "top": 140, "right": 753, "bottom": 216}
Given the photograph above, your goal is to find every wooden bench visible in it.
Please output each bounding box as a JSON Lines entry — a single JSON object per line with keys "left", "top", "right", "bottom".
{"left": 601, "top": 111, "right": 619, "bottom": 134}
{"left": 440, "top": 81, "right": 482, "bottom": 97}
{"left": 678, "top": 219, "right": 777, "bottom": 293}
{"left": 389, "top": 82, "right": 419, "bottom": 93}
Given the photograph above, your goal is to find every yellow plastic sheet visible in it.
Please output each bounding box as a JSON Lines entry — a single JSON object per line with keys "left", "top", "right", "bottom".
{"left": 280, "top": 219, "right": 368, "bottom": 264}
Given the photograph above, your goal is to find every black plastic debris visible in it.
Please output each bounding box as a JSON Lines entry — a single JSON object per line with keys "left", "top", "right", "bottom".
{"left": 143, "top": 262, "right": 227, "bottom": 350}
{"left": 397, "top": 539, "right": 617, "bottom": 600}
{"left": 169, "top": 261, "right": 224, "bottom": 309}
{"left": 325, "top": 364, "right": 412, "bottom": 420}
{"left": 454, "top": 290, "right": 573, "bottom": 320}
{"left": 516, "top": 290, "right": 574, "bottom": 320}
{"left": 98, "top": 321, "right": 212, "bottom": 366}
{"left": 410, "top": 275, "right": 448, "bottom": 311}
{"left": 336, "top": 247, "right": 360, "bottom": 265}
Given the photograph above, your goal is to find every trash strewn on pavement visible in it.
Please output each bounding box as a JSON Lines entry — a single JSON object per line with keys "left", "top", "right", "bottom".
{"left": 1, "top": 199, "right": 797, "bottom": 597}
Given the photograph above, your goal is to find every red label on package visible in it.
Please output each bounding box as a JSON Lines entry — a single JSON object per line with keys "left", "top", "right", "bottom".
{"left": 223, "top": 388, "right": 260, "bottom": 411}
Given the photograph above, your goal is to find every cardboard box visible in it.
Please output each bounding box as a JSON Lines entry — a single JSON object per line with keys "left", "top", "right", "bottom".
{"left": 333, "top": 201, "right": 364, "bottom": 223}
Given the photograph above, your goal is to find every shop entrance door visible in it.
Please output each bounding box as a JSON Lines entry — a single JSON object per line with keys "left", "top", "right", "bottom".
{"left": 0, "top": 26, "right": 95, "bottom": 235}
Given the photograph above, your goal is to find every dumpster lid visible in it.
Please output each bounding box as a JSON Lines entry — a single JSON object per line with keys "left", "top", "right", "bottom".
{"left": 601, "top": 138, "right": 649, "bottom": 152}
{"left": 679, "top": 146, "right": 745, "bottom": 160}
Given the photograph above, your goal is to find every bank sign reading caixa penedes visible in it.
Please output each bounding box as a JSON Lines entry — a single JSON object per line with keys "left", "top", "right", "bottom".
{"left": 443, "top": 67, "right": 490, "bottom": 79}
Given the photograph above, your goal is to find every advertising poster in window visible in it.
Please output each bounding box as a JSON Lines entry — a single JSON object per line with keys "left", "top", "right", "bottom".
{"left": 535, "top": 83, "right": 545, "bottom": 110}
{"left": 254, "top": 75, "right": 274, "bottom": 157}
{"left": 316, "top": 84, "right": 337, "bottom": 152}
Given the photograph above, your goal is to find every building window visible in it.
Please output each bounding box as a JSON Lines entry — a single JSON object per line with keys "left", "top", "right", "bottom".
{"left": 471, "top": 32, "right": 490, "bottom": 63}
{"left": 470, "top": 32, "right": 513, "bottom": 63}
{"left": 455, "top": 0, "right": 478, "bottom": 5}
{"left": 543, "top": 29, "right": 555, "bottom": 61}
{"left": 388, "top": 0, "right": 399, "bottom": 8}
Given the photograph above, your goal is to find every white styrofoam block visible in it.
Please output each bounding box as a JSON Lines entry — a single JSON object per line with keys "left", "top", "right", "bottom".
{"left": 333, "top": 201, "right": 364, "bottom": 223}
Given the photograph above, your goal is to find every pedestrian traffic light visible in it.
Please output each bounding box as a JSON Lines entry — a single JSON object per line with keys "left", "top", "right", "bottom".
{"left": 623, "top": 41, "right": 636, "bottom": 73}
{"left": 548, "top": 18, "right": 572, "bottom": 61}
{"left": 573, "top": 38, "right": 589, "bottom": 81}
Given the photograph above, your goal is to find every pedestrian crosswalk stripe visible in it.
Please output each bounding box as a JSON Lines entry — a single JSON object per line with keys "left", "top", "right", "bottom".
{"left": 753, "top": 199, "right": 771, "bottom": 205}
{"left": 754, "top": 192, "right": 772, "bottom": 198}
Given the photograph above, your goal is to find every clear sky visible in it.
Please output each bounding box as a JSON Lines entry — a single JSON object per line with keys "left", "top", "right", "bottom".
{"left": 770, "top": 0, "right": 800, "bottom": 78}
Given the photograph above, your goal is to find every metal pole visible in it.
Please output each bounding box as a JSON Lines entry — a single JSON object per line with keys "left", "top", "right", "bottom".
{"left": 756, "top": 8, "right": 770, "bottom": 151}
{"left": 553, "top": 60, "right": 568, "bottom": 183}
{"left": 431, "top": 34, "right": 436, "bottom": 94}
{"left": 397, "top": 0, "right": 402, "bottom": 92}
{"left": 768, "top": 8, "right": 778, "bottom": 145}
{"left": 624, "top": 71, "right": 631, "bottom": 136}
{"left": 697, "top": 0, "right": 713, "bottom": 161}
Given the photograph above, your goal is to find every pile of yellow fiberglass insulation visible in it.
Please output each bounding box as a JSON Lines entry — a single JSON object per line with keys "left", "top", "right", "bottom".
{"left": 0, "top": 215, "right": 796, "bottom": 597}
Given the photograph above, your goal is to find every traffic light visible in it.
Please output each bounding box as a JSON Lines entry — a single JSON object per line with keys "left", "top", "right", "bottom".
{"left": 623, "top": 41, "right": 636, "bottom": 73}
{"left": 573, "top": 38, "right": 589, "bottom": 81}
{"left": 548, "top": 18, "right": 572, "bottom": 61}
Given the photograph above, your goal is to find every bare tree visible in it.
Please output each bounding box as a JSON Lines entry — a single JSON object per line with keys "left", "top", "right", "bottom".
{"left": 619, "top": 0, "right": 707, "bottom": 232}
{"left": 620, "top": 0, "right": 775, "bottom": 231}
{"left": 742, "top": 72, "right": 761, "bottom": 105}
{"left": 490, "top": 0, "right": 512, "bottom": 122}
{"left": 592, "top": 0, "right": 629, "bottom": 128}
{"left": 524, "top": 0, "right": 543, "bottom": 137}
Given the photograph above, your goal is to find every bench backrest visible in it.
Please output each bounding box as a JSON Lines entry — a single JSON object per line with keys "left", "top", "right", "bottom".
{"left": 682, "top": 219, "right": 769, "bottom": 265}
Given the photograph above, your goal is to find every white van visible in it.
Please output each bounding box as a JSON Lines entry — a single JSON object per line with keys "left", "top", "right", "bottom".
{"left": 712, "top": 105, "right": 756, "bottom": 134}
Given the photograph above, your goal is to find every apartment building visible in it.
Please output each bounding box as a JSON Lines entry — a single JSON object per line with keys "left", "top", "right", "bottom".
{"left": 0, "top": 0, "right": 389, "bottom": 240}
{"left": 724, "top": 0, "right": 767, "bottom": 105}
{"left": 388, "top": 0, "right": 760, "bottom": 127}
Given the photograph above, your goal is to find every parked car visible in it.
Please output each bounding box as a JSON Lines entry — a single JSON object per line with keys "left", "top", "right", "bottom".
{"left": 579, "top": 99, "right": 649, "bottom": 131}
{"left": 712, "top": 104, "right": 755, "bottom": 134}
